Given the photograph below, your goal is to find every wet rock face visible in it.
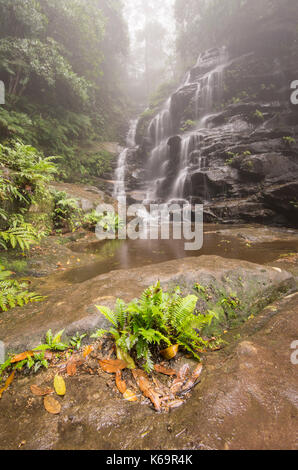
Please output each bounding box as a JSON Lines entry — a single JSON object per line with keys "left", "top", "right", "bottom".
{"left": 131, "top": 44, "right": 298, "bottom": 226}
{"left": 0, "top": 288, "right": 297, "bottom": 450}
{"left": 0, "top": 255, "right": 295, "bottom": 354}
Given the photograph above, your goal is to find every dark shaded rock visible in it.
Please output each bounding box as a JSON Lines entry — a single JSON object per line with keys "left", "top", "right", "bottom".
{"left": 204, "top": 199, "right": 277, "bottom": 224}
{"left": 167, "top": 135, "right": 181, "bottom": 156}
{"left": 232, "top": 153, "right": 298, "bottom": 182}
{"left": 170, "top": 84, "right": 197, "bottom": 131}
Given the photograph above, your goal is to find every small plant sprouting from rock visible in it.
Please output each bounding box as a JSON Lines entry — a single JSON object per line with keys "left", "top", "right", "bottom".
{"left": 92, "top": 281, "right": 219, "bottom": 373}
{"left": 0, "top": 330, "right": 88, "bottom": 381}
{"left": 254, "top": 109, "right": 265, "bottom": 121}
{"left": 283, "top": 136, "right": 296, "bottom": 146}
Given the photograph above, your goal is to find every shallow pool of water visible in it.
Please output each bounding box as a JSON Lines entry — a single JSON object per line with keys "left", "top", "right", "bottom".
{"left": 62, "top": 224, "right": 298, "bottom": 284}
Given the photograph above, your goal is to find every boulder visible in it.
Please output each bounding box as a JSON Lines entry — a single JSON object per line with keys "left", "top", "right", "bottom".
{"left": 0, "top": 256, "right": 294, "bottom": 353}
{"left": 0, "top": 283, "right": 297, "bottom": 450}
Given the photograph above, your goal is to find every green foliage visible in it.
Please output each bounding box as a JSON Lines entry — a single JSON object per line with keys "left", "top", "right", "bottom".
{"left": 0, "top": 264, "right": 44, "bottom": 312}
{"left": 0, "top": 141, "right": 55, "bottom": 250}
{"left": 0, "top": 222, "right": 41, "bottom": 251}
{"left": 0, "top": 141, "right": 57, "bottom": 211}
{"left": 254, "top": 109, "right": 265, "bottom": 121}
{"left": 92, "top": 282, "right": 218, "bottom": 373}
{"left": 180, "top": 120, "right": 196, "bottom": 133}
{"left": 51, "top": 191, "right": 82, "bottom": 232}
{"left": 69, "top": 332, "right": 87, "bottom": 351}
{"left": 14, "top": 351, "right": 50, "bottom": 374}
{"left": 83, "top": 210, "right": 104, "bottom": 231}
{"left": 283, "top": 136, "right": 296, "bottom": 146}
{"left": 97, "top": 212, "right": 125, "bottom": 234}
{"left": 225, "top": 150, "right": 252, "bottom": 166}
{"left": 35, "top": 329, "right": 69, "bottom": 352}
{"left": 0, "top": 328, "right": 70, "bottom": 380}
{"left": 225, "top": 151, "right": 239, "bottom": 166}
{"left": 0, "top": 0, "right": 129, "bottom": 162}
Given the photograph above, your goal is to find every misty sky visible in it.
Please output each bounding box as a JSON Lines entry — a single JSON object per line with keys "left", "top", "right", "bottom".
{"left": 123, "top": 0, "right": 176, "bottom": 65}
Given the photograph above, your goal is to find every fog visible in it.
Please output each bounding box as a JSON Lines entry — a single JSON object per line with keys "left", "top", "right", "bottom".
{"left": 123, "top": 0, "right": 176, "bottom": 103}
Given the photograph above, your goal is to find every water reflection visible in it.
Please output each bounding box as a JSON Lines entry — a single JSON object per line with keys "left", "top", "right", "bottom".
{"left": 62, "top": 226, "right": 298, "bottom": 284}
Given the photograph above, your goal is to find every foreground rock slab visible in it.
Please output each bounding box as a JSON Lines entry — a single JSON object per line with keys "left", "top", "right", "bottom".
{"left": 0, "top": 291, "right": 297, "bottom": 450}
{"left": 0, "top": 255, "right": 295, "bottom": 354}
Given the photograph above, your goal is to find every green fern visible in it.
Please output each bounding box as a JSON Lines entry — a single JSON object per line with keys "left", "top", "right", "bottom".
{"left": 0, "top": 222, "right": 40, "bottom": 251}
{"left": 0, "top": 265, "right": 45, "bottom": 312}
{"left": 92, "top": 282, "right": 217, "bottom": 372}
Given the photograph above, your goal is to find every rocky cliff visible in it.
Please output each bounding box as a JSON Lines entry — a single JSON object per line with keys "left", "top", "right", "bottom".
{"left": 125, "top": 23, "right": 298, "bottom": 227}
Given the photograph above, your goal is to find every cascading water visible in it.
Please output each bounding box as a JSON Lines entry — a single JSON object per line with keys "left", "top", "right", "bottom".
{"left": 171, "top": 133, "right": 201, "bottom": 200}
{"left": 113, "top": 119, "right": 138, "bottom": 200}
{"left": 143, "top": 47, "right": 229, "bottom": 204}
{"left": 145, "top": 98, "right": 173, "bottom": 202}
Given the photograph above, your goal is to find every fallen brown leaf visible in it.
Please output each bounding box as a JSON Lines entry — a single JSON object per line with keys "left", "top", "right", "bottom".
{"left": 66, "top": 360, "right": 77, "bottom": 377}
{"left": 83, "top": 345, "right": 93, "bottom": 358}
{"left": 181, "top": 363, "right": 203, "bottom": 393}
{"left": 30, "top": 384, "right": 53, "bottom": 397}
{"left": 99, "top": 359, "right": 127, "bottom": 374}
{"left": 171, "top": 363, "right": 191, "bottom": 395}
{"left": 0, "top": 371, "right": 15, "bottom": 399}
{"left": 167, "top": 399, "right": 185, "bottom": 409}
{"left": 132, "top": 369, "right": 161, "bottom": 412}
{"left": 123, "top": 389, "right": 138, "bottom": 402}
{"left": 115, "top": 371, "right": 127, "bottom": 394}
{"left": 10, "top": 351, "right": 34, "bottom": 363}
{"left": 44, "top": 396, "right": 61, "bottom": 415}
{"left": 160, "top": 344, "right": 179, "bottom": 360}
{"left": 154, "top": 364, "right": 177, "bottom": 376}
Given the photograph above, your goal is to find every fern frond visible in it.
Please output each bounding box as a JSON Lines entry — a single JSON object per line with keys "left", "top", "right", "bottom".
{"left": 115, "top": 299, "right": 127, "bottom": 329}
{"left": 169, "top": 295, "right": 198, "bottom": 331}
{"left": 95, "top": 305, "right": 118, "bottom": 328}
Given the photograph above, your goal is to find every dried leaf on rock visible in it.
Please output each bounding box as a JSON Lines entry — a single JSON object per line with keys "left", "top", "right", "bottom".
{"left": 115, "top": 371, "right": 127, "bottom": 394}
{"left": 132, "top": 369, "right": 161, "bottom": 412}
{"left": 154, "top": 364, "right": 177, "bottom": 376}
{"left": 167, "top": 399, "right": 185, "bottom": 409}
{"left": 66, "top": 360, "right": 77, "bottom": 377}
{"left": 99, "top": 359, "right": 127, "bottom": 374}
{"left": 0, "top": 371, "right": 15, "bottom": 399}
{"left": 54, "top": 375, "right": 66, "bottom": 396}
{"left": 160, "top": 344, "right": 179, "bottom": 360}
{"left": 123, "top": 389, "right": 138, "bottom": 402}
{"left": 10, "top": 351, "right": 34, "bottom": 363}
{"left": 30, "top": 385, "right": 53, "bottom": 397}
{"left": 181, "top": 364, "right": 203, "bottom": 393}
{"left": 83, "top": 345, "right": 93, "bottom": 358}
{"left": 171, "top": 363, "right": 191, "bottom": 395}
{"left": 44, "top": 396, "right": 61, "bottom": 414}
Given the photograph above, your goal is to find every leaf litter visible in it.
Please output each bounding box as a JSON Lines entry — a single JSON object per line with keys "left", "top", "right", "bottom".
{"left": 1, "top": 338, "right": 203, "bottom": 413}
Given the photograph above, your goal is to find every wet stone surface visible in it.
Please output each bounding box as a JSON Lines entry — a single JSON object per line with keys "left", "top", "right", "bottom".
{"left": 0, "top": 292, "right": 297, "bottom": 450}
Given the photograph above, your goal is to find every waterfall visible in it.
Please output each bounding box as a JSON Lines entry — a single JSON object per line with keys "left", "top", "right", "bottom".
{"left": 171, "top": 133, "right": 200, "bottom": 200}
{"left": 195, "top": 47, "right": 228, "bottom": 120}
{"left": 126, "top": 119, "right": 138, "bottom": 148}
{"left": 113, "top": 148, "right": 128, "bottom": 199}
{"left": 113, "top": 119, "right": 138, "bottom": 200}
{"left": 169, "top": 47, "right": 228, "bottom": 200}
{"left": 148, "top": 98, "right": 172, "bottom": 146}
{"left": 141, "top": 47, "right": 230, "bottom": 204}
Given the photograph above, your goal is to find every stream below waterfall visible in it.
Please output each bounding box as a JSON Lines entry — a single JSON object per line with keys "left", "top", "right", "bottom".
{"left": 62, "top": 224, "right": 298, "bottom": 284}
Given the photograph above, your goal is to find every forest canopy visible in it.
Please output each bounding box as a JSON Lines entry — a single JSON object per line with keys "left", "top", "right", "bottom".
{"left": 0, "top": 0, "right": 129, "bottom": 161}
